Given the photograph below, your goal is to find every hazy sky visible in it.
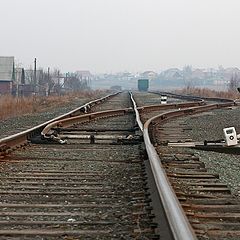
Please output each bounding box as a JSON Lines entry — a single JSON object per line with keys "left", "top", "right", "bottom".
{"left": 0, "top": 0, "right": 240, "bottom": 73}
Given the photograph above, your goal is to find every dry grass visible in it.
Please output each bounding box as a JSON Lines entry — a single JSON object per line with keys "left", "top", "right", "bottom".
{"left": 175, "top": 87, "right": 239, "bottom": 99}
{"left": 0, "top": 96, "right": 34, "bottom": 120}
{"left": 0, "top": 90, "right": 106, "bottom": 121}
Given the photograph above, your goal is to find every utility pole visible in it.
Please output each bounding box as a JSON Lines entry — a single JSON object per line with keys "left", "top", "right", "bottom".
{"left": 34, "top": 58, "right": 37, "bottom": 94}
{"left": 12, "top": 60, "right": 16, "bottom": 97}
{"left": 57, "top": 70, "right": 60, "bottom": 96}
{"left": 16, "top": 71, "right": 19, "bottom": 98}
{"left": 65, "top": 72, "right": 68, "bottom": 92}
{"left": 47, "top": 67, "right": 50, "bottom": 82}
{"left": 47, "top": 67, "right": 50, "bottom": 96}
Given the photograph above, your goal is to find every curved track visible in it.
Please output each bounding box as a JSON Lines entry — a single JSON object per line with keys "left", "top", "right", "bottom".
{"left": 0, "top": 92, "right": 160, "bottom": 239}
{"left": 0, "top": 91, "right": 239, "bottom": 240}
{"left": 134, "top": 92, "right": 240, "bottom": 240}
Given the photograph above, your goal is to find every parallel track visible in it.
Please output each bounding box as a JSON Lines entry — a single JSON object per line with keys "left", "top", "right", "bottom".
{"left": 0, "top": 92, "right": 160, "bottom": 239}
{"left": 0, "top": 91, "right": 238, "bottom": 239}
{"left": 134, "top": 92, "right": 240, "bottom": 240}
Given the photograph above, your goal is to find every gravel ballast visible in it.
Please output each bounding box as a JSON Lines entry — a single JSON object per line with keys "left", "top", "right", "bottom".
{"left": 134, "top": 92, "right": 240, "bottom": 197}
{"left": 184, "top": 106, "right": 240, "bottom": 197}
{"left": 0, "top": 96, "right": 101, "bottom": 139}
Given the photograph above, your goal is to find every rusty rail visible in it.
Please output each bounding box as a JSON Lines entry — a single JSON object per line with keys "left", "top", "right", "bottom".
{"left": 130, "top": 93, "right": 198, "bottom": 240}
{"left": 0, "top": 91, "right": 236, "bottom": 238}
{"left": 143, "top": 126, "right": 197, "bottom": 240}
{"left": 41, "top": 108, "right": 132, "bottom": 139}
{"left": 0, "top": 92, "right": 158, "bottom": 239}
{"left": 129, "top": 92, "right": 204, "bottom": 130}
{"left": 131, "top": 92, "right": 235, "bottom": 240}
{"left": 150, "top": 91, "right": 235, "bottom": 103}
{"left": 137, "top": 100, "right": 205, "bottom": 113}
{"left": 0, "top": 92, "right": 120, "bottom": 153}
{"left": 146, "top": 102, "right": 235, "bottom": 125}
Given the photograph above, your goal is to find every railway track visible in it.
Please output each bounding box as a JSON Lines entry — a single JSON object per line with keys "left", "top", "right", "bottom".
{"left": 133, "top": 92, "right": 240, "bottom": 240}
{"left": 0, "top": 91, "right": 239, "bottom": 239}
{"left": 0, "top": 92, "right": 161, "bottom": 239}
{"left": 154, "top": 120, "right": 240, "bottom": 239}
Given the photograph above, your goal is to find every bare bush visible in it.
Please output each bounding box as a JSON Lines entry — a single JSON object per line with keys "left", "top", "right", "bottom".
{"left": 228, "top": 73, "right": 240, "bottom": 92}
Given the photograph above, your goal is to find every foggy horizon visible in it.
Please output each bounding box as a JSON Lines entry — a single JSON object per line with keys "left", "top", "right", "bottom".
{"left": 1, "top": 0, "right": 240, "bottom": 73}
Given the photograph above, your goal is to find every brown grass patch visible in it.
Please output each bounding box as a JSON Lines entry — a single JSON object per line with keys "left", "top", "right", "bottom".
{"left": 0, "top": 90, "right": 106, "bottom": 121}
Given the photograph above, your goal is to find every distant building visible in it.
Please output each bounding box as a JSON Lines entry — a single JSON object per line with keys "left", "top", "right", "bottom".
{"left": 141, "top": 71, "right": 158, "bottom": 80}
{"left": 161, "top": 68, "right": 182, "bottom": 79}
{"left": 0, "top": 56, "right": 15, "bottom": 94}
{"left": 75, "top": 71, "right": 92, "bottom": 81}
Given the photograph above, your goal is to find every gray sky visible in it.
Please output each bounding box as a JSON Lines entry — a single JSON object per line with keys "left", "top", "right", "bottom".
{"left": 0, "top": 0, "right": 239, "bottom": 73}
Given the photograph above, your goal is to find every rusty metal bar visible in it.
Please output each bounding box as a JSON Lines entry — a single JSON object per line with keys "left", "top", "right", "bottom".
{"left": 137, "top": 100, "right": 205, "bottom": 113}
{"left": 152, "top": 102, "right": 235, "bottom": 124}
{"left": 150, "top": 91, "right": 235, "bottom": 103}
{"left": 0, "top": 92, "right": 121, "bottom": 151}
{"left": 41, "top": 108, "right": 132, "bottom": 138}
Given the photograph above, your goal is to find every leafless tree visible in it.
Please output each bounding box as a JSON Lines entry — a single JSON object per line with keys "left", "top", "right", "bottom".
{"left": 64, "top": 73, "right": 89, "bottom": 91}
{"left": 228, "top": 73, "right": 240, "bottom": 92}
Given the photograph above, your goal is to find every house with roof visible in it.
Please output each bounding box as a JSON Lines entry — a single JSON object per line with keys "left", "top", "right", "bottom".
{"left": 160, "top": 68, "right": 183, "bottom": 80}
{"left": 0, "top": 56, "right": 15, "bottom": 94}
{"left": 141, "top": 71, "right": 158, "bottom": 80}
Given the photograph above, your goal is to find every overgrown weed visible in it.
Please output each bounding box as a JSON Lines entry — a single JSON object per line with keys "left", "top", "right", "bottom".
{"left": 0, "top": 90, "right": 106, "bottom": 120}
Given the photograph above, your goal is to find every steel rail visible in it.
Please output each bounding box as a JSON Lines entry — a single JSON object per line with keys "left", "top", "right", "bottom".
{"left": 142, "top": 101, "right": 235, "bottom": 240}
{"left": 147, "top": 102, "right": 235, "bottom": 124}
{"left": 130, "top": 91, "right": 203, "bottom": 128}
{"left": 0, "top": 92, "right": 120, "bottom": 152}
{"left": 41, "top": 108, "right": 132, "bottom": 138}
{"left": 143, "top": 127, "right": 197, "bottom": 240}
{"left": 137, "top": 100, "right": 205, "bottom": 113}
{"left": 130, "top": 93, "right": 234, "bottom": 240}
{"left": 150, "top": 91, "right": 235, "bottom": 103}
{"left": 42, "top": 92, "right": 206, "bottom": 141}
{"left": 129, "top": 92, "right": 143, "bottom": 131}
{"left": 130, "top": 92, "right": 198, "bottom": 240}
